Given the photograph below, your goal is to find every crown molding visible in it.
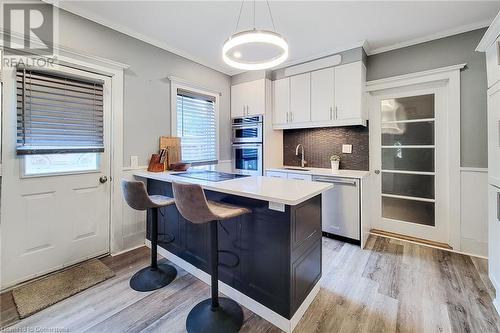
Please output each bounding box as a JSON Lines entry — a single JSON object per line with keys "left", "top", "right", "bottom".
{"left": 43, "top": 0, "right": 235, "bottom": 76}
{"left": 476, "top": 10, "right": 500, "bottom": 51}
{"left": 368, "top": 19, "right": 492, "bottom": 56}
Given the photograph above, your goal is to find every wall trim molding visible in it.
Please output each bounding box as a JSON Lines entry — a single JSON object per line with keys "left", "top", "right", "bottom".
{"left": 368, "top": 19, "right": 491, "bottom": 55}
{"left": 146, "top": 240, "right": 319, "bottom": 333}
{"left": 476, "top": 11, "right": 500, "bottom": 51}
{"left": 168, "top": 76, "right": 222, "bottom": 96}
{"left": 366, "top": 63, "right": 466, "bottom": 91}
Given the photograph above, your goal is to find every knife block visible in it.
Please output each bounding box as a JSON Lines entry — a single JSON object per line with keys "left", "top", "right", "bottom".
{"left": 147, "top": 154, "right": 166, "bottom": 172}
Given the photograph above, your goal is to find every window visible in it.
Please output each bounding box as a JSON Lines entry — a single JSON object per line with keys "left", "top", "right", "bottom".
{"left": 175, "top": 88, "right": 218, "bottom": 165}
{"left": 16, "top": 68, "right": 105, "bottom": 155}
{"left": 16, "top": 68, "right": 104, "bottom": 176}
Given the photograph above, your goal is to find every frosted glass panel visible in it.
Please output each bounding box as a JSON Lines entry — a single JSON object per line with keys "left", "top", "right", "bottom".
{"left": 382, "top": 121, "right": 434, "bottom": 146}
{"left": 382, "top": 148, "right": 434, "bottom": 172}
{"left": 382, "top": 173, "right": 434, "bottom": 199}
{"left": 382, "top": 197, "right": 435, "bottom": 226}
{"left": 381, "top": 94, "right": 434, "bottom": 122}
{"left": 24, "top": 153, "right": 100, "bottom": 176}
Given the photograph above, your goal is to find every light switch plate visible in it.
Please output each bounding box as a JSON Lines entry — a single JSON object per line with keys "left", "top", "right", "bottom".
{"left": 130, "top": 156, "right": 139, "bottom": 168}
{"left": 342, "top": 144, "right": 352, "bottom": 154}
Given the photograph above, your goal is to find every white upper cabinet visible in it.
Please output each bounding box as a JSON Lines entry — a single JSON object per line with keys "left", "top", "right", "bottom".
{"left": 311, "top": 68, "right": 335, "bottom": 122}
{"left": 231, "top": 79, "right": 266, "bottom": 117}
{"left": 290, "top": 73, "right": 311, "bottom": 123}
{"left": 335, "top": 61, "right": 365, "bottom": 121}
{"left": 272, "top": 60, "right": 366, "bottom": 129}
{"left": 273, "top": 78, "right": 289, "bottom": 125}
{"left": 485, "top": 37, "right": 500, "bottom": 88}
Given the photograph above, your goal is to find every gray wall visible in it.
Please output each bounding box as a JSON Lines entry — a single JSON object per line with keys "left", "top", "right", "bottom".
{"left": 367, "top": 28, "right": 488, "bottom": 168}
{"left": 56, "top": 9, "right": 232, "bottom": 167}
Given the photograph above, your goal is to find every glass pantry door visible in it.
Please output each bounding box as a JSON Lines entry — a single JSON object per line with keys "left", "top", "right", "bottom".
{"left": 371, "top": 85, "right": 450, "bottom": 245}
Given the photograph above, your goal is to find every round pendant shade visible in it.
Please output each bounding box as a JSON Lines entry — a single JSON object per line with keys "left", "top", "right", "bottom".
{"left": 222, "top": 30, "right": 288, "bottom": 70}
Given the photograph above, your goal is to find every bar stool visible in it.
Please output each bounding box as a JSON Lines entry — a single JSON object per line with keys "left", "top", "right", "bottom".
{"left": 172, "top": 182, "right": 251, "bottom": 333}
{"left": 121, "top": 180, "right": 178, "bottom": 292}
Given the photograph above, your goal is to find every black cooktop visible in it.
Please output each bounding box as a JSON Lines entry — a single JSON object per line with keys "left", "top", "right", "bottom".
{"left": 174, "top": 170, "right": 249, "bottom": 182}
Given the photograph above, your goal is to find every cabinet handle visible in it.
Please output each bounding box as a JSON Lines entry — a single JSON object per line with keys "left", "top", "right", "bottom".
{"left": 286, "top": 112, "right": 289, "bottom": 123}
{"left": 334, "top": 106, "right": 338, "bottom": 119}
{"left": 497, "top": 191, "right": 500, "bottom": 221}
{"left": 329, "top": 107, "right": 333, "bottom": 120}
{"left": 290, "top": 112, "right": 293, "bottom": 122}
{"left": 247, "top": 106, "right": 249, "bottom": 116}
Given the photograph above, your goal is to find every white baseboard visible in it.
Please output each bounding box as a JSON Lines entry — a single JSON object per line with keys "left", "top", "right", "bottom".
{"left": 146, "top": 240, "right": 318, "bottom": 332}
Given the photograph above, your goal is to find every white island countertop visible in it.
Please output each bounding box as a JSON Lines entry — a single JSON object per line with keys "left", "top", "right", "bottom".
{"left": 133, "top": 170, "right": 333, "bottom": 206}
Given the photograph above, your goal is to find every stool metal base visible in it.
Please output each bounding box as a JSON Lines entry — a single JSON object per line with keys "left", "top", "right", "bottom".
{"left": 129, "top": 260, "right": 177, "bottom": 292}
{"left": 186, "top": 297, "right": 243, "bottom": 333}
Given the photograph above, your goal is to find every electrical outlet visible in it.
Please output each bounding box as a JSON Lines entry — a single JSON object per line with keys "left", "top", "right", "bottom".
{"left": 130, "top": 156, "right": 139, "bottom": 168}
{"left": 342, "top": 144, "right": 352, "bottom": 154}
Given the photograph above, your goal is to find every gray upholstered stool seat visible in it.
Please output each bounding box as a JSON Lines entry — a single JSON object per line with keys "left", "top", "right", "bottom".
{"left": 172, "top": 181, "right": 250, "bottom": 333}
{"left": 121, "top": 180, "right": 177, "bottom": 292}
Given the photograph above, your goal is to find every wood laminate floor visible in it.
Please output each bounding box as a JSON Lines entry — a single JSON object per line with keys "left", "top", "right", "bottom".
{"left": 1, "top": 235, "right": 499, "bottom": 333}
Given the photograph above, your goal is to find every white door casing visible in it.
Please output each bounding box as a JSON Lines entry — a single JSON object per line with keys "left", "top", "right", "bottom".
{"left": 367, "top": 64, "right": 463, "bottom": 248}
{"left": 1, "top": 63, "right": 112, "bottom": 288}
{"left": 370, "top": 84, "right": 449, "bottom": 243}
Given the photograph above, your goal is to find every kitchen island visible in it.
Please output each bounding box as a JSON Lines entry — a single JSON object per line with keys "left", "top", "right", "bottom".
{"left": 133, "top": 170, "right": 332, "bottom": 332}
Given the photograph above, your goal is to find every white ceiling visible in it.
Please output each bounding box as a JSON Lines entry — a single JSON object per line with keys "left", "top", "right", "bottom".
{"left": 52, "top": 1, "right": 500, "bottom": 75}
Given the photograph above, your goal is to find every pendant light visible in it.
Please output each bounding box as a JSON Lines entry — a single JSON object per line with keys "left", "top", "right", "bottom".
{"left": 223, "top": 0, "right": 288, "bottom": 71}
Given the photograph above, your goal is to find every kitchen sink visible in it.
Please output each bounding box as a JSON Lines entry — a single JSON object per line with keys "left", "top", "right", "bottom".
{"left": 283, "top": 167, "right": 310, "bottom": 172}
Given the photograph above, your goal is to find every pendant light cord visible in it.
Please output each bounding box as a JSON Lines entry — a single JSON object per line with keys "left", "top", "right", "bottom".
{"left": 266, "top": 0, "right": 277, "bottom": 32}
{"left": 234, "top": 0, "right": 245, "bottom": 33}
{"left": 234, "top": 0, "right": 277, "bottom": 33}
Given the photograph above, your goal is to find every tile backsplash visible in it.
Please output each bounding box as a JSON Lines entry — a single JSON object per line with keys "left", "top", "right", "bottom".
{"left": 283, "top": 126, "right": 369, "bottom": 170}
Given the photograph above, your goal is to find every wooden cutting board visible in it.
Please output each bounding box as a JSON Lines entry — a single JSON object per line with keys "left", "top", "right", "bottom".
{"left": 159, "top": 136, "right": 182, "bottom": 169}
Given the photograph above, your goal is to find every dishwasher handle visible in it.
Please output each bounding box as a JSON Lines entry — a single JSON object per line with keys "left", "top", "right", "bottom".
{"left": 313, "top": 177, "right": 357, "bottom": 185}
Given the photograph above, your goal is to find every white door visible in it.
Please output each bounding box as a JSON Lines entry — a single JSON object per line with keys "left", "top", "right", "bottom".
{"left": 290, "top": 73, "right": 311, "bottom": 123}
{"left": 244, "top": 79, "right": 265, "bottom": 116}
{"left": 335, "top": 61, "right": 363, "bottom": 120}
{"left": 370, "top": 83, "right": 450, "bottom": 244}
{"left": 311, "top": 68, "right": 335, "bottom": 122}
{"left": 1, "top": 64, "right": 112, "bottom": 288}
{"left": 272, "top": 78, "right": 289, "bottom": 125}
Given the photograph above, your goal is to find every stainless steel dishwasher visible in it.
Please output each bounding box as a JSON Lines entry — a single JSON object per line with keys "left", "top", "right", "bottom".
{"left": 312, "top": 176, "right": 360, "bottom": 241}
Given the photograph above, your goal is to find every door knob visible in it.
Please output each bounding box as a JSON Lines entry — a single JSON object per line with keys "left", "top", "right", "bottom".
{"left": 374, "top": 170, "right": 380, "bottom": 175}
{"left": 99, "top": 176, "right": 108, "bottom": 184}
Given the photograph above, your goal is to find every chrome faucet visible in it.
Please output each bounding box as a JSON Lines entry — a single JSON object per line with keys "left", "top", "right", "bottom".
{"left": 295, "top": 144, "right": 307, "bottom": 168}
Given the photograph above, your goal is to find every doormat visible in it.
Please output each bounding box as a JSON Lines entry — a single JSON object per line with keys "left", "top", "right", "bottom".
{"left": 12, "top": 259, "right": 115, "bottom": 318}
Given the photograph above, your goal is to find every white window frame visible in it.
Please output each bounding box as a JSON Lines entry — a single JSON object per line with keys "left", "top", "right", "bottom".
{"left": 170, "top": 77, "right": 220, "bottom": 165}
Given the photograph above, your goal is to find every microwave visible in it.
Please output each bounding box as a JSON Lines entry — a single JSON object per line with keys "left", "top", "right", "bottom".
{"left": 231, "top": 116, "right": 263, "bottom": 144}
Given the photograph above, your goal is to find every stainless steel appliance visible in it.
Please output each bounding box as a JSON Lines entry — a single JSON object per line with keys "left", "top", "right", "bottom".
{"left": 231, "top": 116, "right": 263, "bottom": 143}
{"left": 232, "top": 116, "right": 263, "bottom": 176}
{"left": 232, "top": 143, "right": 263, "bottom": 176}
{"left": 312, "top": 175, "right": 360, "bottom": 241}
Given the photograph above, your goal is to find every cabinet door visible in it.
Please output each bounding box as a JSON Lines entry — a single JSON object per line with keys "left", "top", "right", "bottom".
{"left": 266, "top": 171, "right": 288, "bottom": 178}
{"left": 231, "top": 83, "right": 246, "bottom": 118}
{"left": 273, "top": 78, "right": 289, "bottom": 125}
{"left": 290, "top": 73, "right": 311, "bottom": 123}
{"left": 334, "top": 61, "right": 363, "bottom": 120}
{"left": 488, "top": 83, "right": 500, "bottom": 184}
{"left": 311, "top": 68, "right": 335, "bottom": 122}
{"left": 287, "top": 173, "right": 312, "bottom": 181}
{"left": 485, "top": 38, "right": 500, "bottom": 88}
{"left": 245, "top": 79, "right": 266, "bottom": 116}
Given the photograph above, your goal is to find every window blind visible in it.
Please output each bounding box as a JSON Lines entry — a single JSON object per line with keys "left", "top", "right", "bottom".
{"left": 16, "top": 68, "right": 104, "bottom": 155}
{"left": 176, "top": 89, "right": 217, "bottom": 165}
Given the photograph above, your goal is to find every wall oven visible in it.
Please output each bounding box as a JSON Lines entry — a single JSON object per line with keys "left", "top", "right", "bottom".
{"left": 231, "top": 116, "right": 263, "bottom": 143}
{"left": 232, "top": 143, "right": 263, "bottom": 176}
